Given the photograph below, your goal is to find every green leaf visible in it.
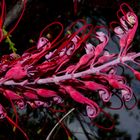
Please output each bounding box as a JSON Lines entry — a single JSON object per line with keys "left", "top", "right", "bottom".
{"left": 68, "top": 136, "right": 72, "bottom": 140}
{"left": 2, "top": 28, "right": 17, "bottom": 53}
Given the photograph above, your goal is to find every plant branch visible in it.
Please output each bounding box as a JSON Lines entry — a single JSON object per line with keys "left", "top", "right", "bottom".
{"left": 3, "top": 0, "right": 31, "bottom": 28}
{"left": 3, "top": 53, "right": 140, "bottom": 86}
{"left": 46, "top": 108, "right": 75, "bottom": 140}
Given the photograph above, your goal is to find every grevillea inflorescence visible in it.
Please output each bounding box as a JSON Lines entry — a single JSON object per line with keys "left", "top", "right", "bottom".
{"left": 0, "top": 1, "right": 139, "bottom": 139}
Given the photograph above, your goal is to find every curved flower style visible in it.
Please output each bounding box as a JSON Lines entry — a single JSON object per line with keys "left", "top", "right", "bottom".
{"left": 0, "top": 2, "right": 139, "bottom": 139}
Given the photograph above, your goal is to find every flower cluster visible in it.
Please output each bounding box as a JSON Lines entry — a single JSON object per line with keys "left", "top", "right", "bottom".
{"left": 0, "top": 1, "right": 139, "bottom": 139}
